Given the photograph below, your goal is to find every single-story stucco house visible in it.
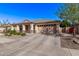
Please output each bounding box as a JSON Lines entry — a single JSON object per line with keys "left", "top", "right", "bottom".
{"left": 0, "top": 19, "right": 61, "bottom": 33}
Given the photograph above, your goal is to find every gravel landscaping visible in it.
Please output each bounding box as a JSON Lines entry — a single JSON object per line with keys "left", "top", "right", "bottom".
{"left": 60, "top": 33, "right": 79, "bottom": 50}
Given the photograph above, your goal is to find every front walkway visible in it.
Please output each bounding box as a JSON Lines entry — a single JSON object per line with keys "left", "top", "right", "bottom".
{"left": 0, "top": 33, "right": 78, "bottom": 56}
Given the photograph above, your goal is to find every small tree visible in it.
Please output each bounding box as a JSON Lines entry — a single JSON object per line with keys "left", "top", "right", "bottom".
{"left": 60, "top": 20, "right": 71, "bottom": 33}
{"left": 57, "top": 3, "right": 79, "bottom": 36}
{"left": 2, "top": 19, "right": 11, "bottom": 32}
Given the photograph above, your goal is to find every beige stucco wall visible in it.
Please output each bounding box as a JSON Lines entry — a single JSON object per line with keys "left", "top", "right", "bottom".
{"left": 11, "top": 26, "right": 14, "bottom": 30}
{"left": 22, "top": 24, "right": 25, "bottom": 32}
{"left": 0, "top": 27, "right": 5, "bottom": 32}
{"left": 37, "top": 27, "right": 43, "bottom": 32}
{"left": 30, "top": 24, "right": 34, "bottom": 33}
{"left": 35, "top": 25, "right": 45, "bottom": 33}
{"left": 11, "top": 25, "right": 20, "bottom": 32}
{"left": 10, "top": 23, "right": 61, "bottom": 33}
{"left": 11, "top": 25, "right": 26, "bottom": 32}
{"left": 35, "top": 25, "right": 40, "bottom": 33}
{"left": 16, "top": 25, "right": 20, "bottom": 32}
{"left": 35, "top": 24, "right": 61, "bottom": 33}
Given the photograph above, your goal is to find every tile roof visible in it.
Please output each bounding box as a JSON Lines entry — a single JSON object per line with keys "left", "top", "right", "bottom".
{"left": 32, "top": 19, "right": 55, "bottom": 23}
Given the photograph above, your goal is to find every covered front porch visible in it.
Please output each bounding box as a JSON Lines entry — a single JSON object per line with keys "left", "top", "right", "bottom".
{"left": 11, "top": 22, "right": 31, "bottom": 33}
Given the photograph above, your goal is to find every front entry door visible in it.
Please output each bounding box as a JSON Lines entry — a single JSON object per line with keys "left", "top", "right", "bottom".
{"left": 19, "top": 25, "right": 23, "bottom": 32}
{"left": 25, "top": 25, "right": 30, "bottom": 33}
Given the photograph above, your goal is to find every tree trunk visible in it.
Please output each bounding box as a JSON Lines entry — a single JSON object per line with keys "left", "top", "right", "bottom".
{"left": 5, "top": 27, "right": 8, "bottom": 33}
{"left": 64, "top": 27, "right": 66, "bottom": 33}
{"left": 73, "top": 25, "right": 76, "bottom": 37}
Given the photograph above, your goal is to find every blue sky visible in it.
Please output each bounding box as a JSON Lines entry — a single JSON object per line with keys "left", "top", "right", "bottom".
{"left": 0, "top": 3, "right": 62, "bottom": 23}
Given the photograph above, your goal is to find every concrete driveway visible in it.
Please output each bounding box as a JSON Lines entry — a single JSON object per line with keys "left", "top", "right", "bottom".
{"left": 0, "top": 33, "right": 78, "bottom": 56}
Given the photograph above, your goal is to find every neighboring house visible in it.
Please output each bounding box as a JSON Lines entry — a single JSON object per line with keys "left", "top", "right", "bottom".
{"left": 0, "top": 19, "right": 61, "bottom": 33}
{"left": 0, "top": 24, "right": 11, "bottom": 33}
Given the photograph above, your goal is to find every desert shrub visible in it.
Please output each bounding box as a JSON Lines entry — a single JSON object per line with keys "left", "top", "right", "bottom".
{"left": 21, "top": 33, "right": 26, "bottom": 36}
{"left": 11, "top": 29, "right": 17, "bottom": 35}
{"left": 5, "top": 33, "right": 12, "bottom": 36}
{"left": 16, "top": 32, "right": 21, "bottom": 35}
{"left": 6, "top": 29, "right": 11, "bottom": 33}
{"left": 5, "top": 29, "right": 17, "bottom": 36}
{"left": 5, "top": 29, "right": 26, "bottom": 36}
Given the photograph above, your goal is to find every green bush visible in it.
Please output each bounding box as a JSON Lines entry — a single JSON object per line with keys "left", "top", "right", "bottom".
{"left": 5, "top": 29, "right": 26, "bottom": 36}
{"left": 5, "top": 29, "right": 16, "bottom": 36}
{"left": 5, "top": 33, "right": 12, "bottom": 36}
{"left": 11, "top": 29, "right": 17, "bottom": 35}
{"left": 21, "top": 33, "right": 26, "bottom": 36}
{"left": 16, "top": 32, "right": 21, "bottom": 35}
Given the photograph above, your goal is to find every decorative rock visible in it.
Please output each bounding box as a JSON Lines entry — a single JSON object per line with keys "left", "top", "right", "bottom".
{"left": 72, "top": 38, "right": 79, "bottom": 44}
